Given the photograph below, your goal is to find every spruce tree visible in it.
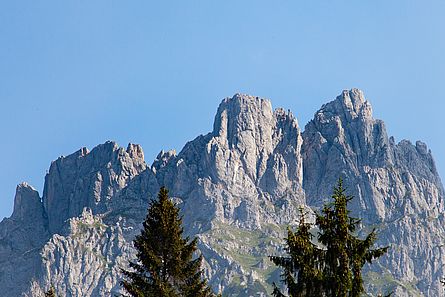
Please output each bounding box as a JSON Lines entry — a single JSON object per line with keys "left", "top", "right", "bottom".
{"left": 121, "top": 187, "right": 215, "bottom": 297}
{"left": 270, "top": 179, "right": 389, "bottom": 297}
{"left": 270, "top": 208, "right": 324, "bottom": 297}
{"left": 44, "top": 286, "right": 56, "bottom": 297}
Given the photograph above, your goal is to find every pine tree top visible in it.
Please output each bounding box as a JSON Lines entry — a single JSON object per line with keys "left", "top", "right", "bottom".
{"left": 270, "top": 178, "right": 390, "bottom": 297}
{"left": 121, "top": 186, "right": 216, "bottom": 297}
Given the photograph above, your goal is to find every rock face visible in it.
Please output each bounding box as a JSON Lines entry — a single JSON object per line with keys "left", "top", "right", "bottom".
{"left": 0, "top": 90, "right": 443, "bottom": 296}
{"left": 303, "top": 89, "right": 444, "bottom": 220}
{"left": 156, "top": 94, "right": 304, "bottom": 232}
{"left": 302, "top": 89, "right": 445, "bottom": 295}
{"left": 152, "top": 95, "right": 305, "bottom": 294}
{"left": 40, "top": 209, "right": 134, "bottom": 297}
{"left": 0, "top": 183, "right": 48, "bottom": 296}
{"left": 43, "top": 142, "right": 146, "bottom": 234}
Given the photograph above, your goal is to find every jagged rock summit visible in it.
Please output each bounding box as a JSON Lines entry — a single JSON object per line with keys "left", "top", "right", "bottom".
{"left": 303, "top": 89, "right": 445, "bottom": 295}
{"left": 1, "top": 90, "right": 444, "bottom": 297}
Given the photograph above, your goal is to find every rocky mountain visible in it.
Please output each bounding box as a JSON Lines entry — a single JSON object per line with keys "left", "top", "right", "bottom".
{"left": 1, "top": 89, "right": 444, "bottom": 296}
{"left": 302, "top": 89, "right": 445, "bottom": 296}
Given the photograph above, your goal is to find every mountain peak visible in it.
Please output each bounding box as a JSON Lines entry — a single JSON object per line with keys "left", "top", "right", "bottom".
{"left": 212, "top": 93, "right": 273, "bottom": 141}
{"left": 226, "top": 93, "right": 269, "bottom": 104}
{"left": 12, "top": 182, "right": 43, "bottom": 222}
{"left": 126, "top": 143, "right": 144, "bottom": 161}
{"left": 4, "top": 90, "right": 445, "bottom": 297}
{"left": 340, "top": 88, "right": 365, "bottom": 107}
{"left": 337, "top": 88, "right": 372, "bottom": 120}
{"left": 16, "top": 181, "right": 36, "bottom": 191}
{"left": 315, "top": 88, "right": 373, "bottom": 124}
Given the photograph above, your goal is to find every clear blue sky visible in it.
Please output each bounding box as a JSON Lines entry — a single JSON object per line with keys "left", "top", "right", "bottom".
{"left": 1, "top": 1, "right": 444, "bottom": 220}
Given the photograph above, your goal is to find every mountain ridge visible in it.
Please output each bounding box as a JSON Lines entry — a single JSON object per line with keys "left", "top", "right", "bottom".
{"left": 1, "top": 89, "right": 443, "bottom": 296}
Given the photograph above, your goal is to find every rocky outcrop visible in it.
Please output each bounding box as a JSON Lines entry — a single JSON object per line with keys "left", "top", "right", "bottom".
{"left": 302, "top": 89, "right": 445, "bottom": 295}
{"left": 0, "top": 183, "right": 48, "bottom": 297}
{"left": 0, "top": 89, "right": 443, "bottom": 297}
{"left": 39, "top": 209, "right": 135, "bottom": 297}
{"left": 0, "top": 142, "right": 147, "bottom": 297}
{"left": 156, "top": 94, "right": 305, "bottom": 232}
{"left": 43, "top": 142, "right": 146, "bottom": 234}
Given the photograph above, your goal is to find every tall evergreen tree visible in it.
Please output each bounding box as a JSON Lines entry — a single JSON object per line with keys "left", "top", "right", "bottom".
{"left": 270, "top": 179, "right": 389, "bottom": 297}
{"left": 270, "top": 208, "right": 324, "bottom": 297}
{"left": 44, "top": 286, "right": 56, "bottom": 297}
{"left": 121, "top": 187, "right": 215, "bottom": 297}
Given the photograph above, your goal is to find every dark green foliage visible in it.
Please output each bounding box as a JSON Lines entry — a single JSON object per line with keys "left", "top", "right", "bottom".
{"left": 44, "top": 286, "right": 56, "bottom": 297}
{"left": 270, "top": 179, "right": 389, "bottom": 297}
{"left": 121, "top": 187, "right": 215, "bottom": 297}
{"left": 270, "top": 208, "right": 324, "bottom": 297}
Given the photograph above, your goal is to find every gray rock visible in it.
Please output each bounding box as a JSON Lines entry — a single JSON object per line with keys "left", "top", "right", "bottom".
{"left": 0, "top": 183, "right": 48, "bottom": 297}
{"left": 0, "top": 90, "right": 442, "bottom": 297}
{"left": 43, "top": 142, "right": 146, "bottom": 234}
{"left": 156, "top": 94, "right": 305, "bottom": 231}
{"left": 39, "top": 209, "right": 134, "bottom": 297}
{"left": 302, "top": 88, "right": 445, "bottom": 296}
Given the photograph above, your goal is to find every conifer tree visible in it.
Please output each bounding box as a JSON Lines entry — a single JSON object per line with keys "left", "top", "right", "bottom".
{"left": 270, "top": 179, "right": 389, "bottom": 297}
{"left": 270, "top": 208, "right": 324, "bottom": 297}
{"left": 121, "top": 187, "right": 215, "bottom": 297}
{"left": 44, "top": 286, "right": 56, "bottom": 297}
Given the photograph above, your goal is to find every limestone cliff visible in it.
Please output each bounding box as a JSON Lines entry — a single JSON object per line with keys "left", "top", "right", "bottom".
{"left": 0, "top": 90, "right": 442, "bottom": 296}
{"left": 0, "top": 183, "right": 48, "bottom": 296}
{"left": 303, "top": 89, "right": 445, "bottom": 295}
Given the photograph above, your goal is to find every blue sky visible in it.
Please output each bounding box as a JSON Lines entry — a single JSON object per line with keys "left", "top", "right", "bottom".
{"left": 1, "top": 1, "right": 444, "bottom": 219}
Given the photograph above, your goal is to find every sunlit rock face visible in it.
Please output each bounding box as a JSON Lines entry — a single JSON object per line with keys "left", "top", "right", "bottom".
{"left": 43, "top": 142, "right": 146, "bottom": 235}
{"left": 302, "top": 89, "right": 445, "bottom": 296}
{"left": 303, "top": 89, "right": 443, "bottom": 221}
{"left": 0, "top": 90, "right": 443, "bottom": 296}
{"left": 154, "top": 94, "right": 305, "bottom": 233}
